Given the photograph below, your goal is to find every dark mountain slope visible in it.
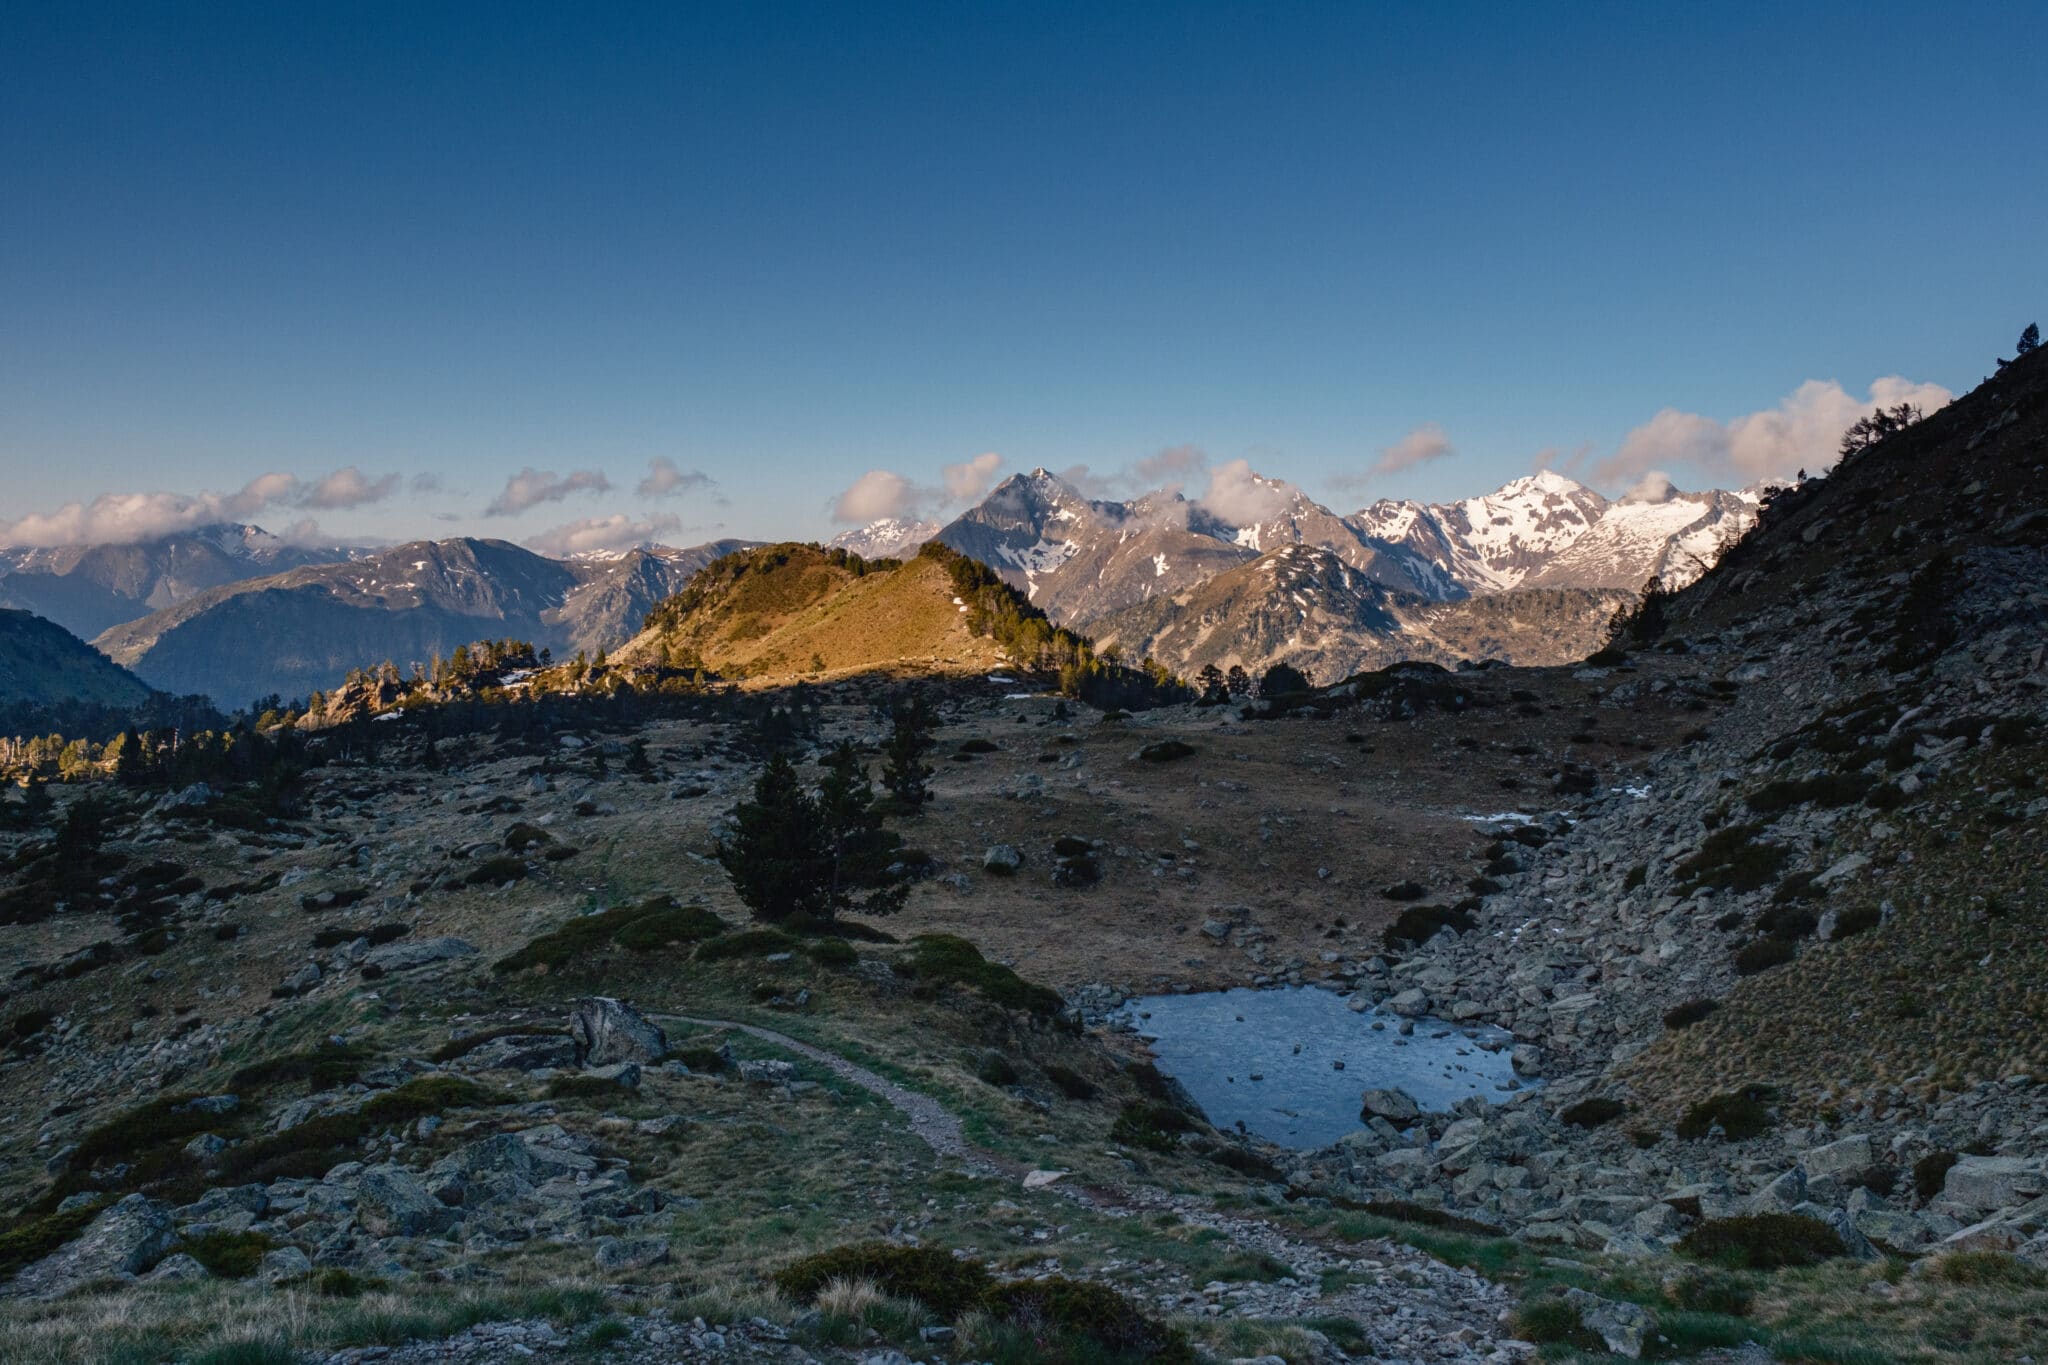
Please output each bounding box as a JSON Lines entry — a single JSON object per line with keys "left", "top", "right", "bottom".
{"left": 0, "top": 610, "right": 157, "bottom": 708}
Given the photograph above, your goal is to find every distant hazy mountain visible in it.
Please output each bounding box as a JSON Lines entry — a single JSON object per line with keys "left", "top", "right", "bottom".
{"left": 0, "top": 524, "right": 364, "bottom": 640}
{"left": 0, "top": 609, "right": 158, "bottom": 708}
{"left": 827, "top": 518, "right": 941, "bottom": 560}
{"left": 1088, "top": 544, "right": 1632, "bottom": 684}
{"left": 91, "top": 537, "right": 750, "bottom": 706}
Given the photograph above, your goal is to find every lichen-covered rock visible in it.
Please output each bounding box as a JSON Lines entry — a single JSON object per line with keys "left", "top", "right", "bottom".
{"left": 568, "top": 997, "right": 667, "bottom": 1067}
{"left": 3, "top": 1195, "right": 175, "bottom": 1299}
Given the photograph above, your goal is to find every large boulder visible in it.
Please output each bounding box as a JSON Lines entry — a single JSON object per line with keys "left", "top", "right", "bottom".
{"left": 351, "top": 1164, "right": 451, "bottom": 1237}
{"left": 1802, "top": 1133, "right": 1874, "bottom": 1179}
{"left": 1563, "top": 1289, "right": 1651, "bottom": 1358}
{"left": 1941, "top": 1156, "right": 2047, "bottom": 1213}
{"left": 569, "top": 998, "right": 667, "bottom": 1067}
{"left": 3, "top": 1195, "right": 175, "bottom": 1298}
{"left": 365, "top": 937, "right": 477, "bottom": 973}
{"left": 1360, "top": 1087, "right": 1422, "bottom": 1123}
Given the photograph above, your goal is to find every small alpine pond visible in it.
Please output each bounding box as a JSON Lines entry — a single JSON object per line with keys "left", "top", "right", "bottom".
{"left": 1114, "top": 985, "right": 1531, "bottom": 1149}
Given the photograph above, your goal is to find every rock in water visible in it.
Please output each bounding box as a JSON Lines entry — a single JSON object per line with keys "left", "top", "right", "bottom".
{"left": 1361, "top": 1087, "right": 1422, "bottom": 1123}
{"left": 569, "top": 997, "right": 667, "bottom": 1067}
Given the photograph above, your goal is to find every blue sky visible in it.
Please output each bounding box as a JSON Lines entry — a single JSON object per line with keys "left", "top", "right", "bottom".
{"left": 2, "top": 1, "right": 2040, "bottom": 551}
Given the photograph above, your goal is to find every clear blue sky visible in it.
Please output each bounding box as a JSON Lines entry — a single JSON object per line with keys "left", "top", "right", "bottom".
{"left": 3, "top": 1, "right": 2040, "bottom": 549}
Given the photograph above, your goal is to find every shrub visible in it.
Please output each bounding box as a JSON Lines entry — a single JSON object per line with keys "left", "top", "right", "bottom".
{"left": 978, "top": 1276, "right": 1193, "bottom": 1363}
{"left": 70, "top": 1093, "right": 222, "bottom": 1170}
{"left": 1357, "top": 1200, "right": 1498, "bottom": 1236}
{"left": 1382, "top": 903, "right": 1474, "bottom": 951}
{"left": 230, "top": 1041, "right": 373, "bottom": 1091}
{"left": 1932, "top": 1251, "right": 2048, "bottom": 1289}
{"left": 493, "top": 904, "right": 650, "bottom": 972}
{"left": 1833, "top": 905, "right": 1882, "bottom": 939}
{"left": 1043, "top": 1064, "right": 1097, "bottom": 1101}
{"left": 1755, "top": 906, "right": 1817, "bottom": 940}
{"left": 1663, "top": 999, "right": 1720, "bottom": 1030}
{"left": 975, "top": 1051, "right": 1019, "bottom": 1086}
{"left": 696, "top": 928, "right": 801, "bottom": 962}
{"left": 216, "top": 1077, "right": 507, "bottom": 1183}
{"left": 773, "top": 1243, "right": 993, "bottom": 1318}
{"left": 1913, "top": 1151, "right": 1959, "bottom": 1202}
{"left": 956, "top": 738, "right": 1000, "bottom": 755}
{"left": 183, "top": 1230, "right": 276, "bottom": 1279}
{"left": 805, "top": 937, "right": 858, "bottom": 967}
{"left": 1381, "top": 880, "right": 1426, "bottom": 901}
{"left": 502, "top": 822, "right": 552, "bottom": 852}
{"left": 900, "top": 934, "right": 1063, "bottom": 1015}
{"left": 463, "top": 855, "right": 529, "bottom": 887}
{"left": 1511, "top": 1293, "right": 1596, "bottom": 1348}
{"left": 1677, "top": 1087, "right": 1777, "bottom": 1142}
{"left": 1623, "top": 863, "right": 1648, "bottom": 891}
{"left": 1678, "top": 1213, "right": 1847, "bottom": 1269}
{"left": 1734, "top": 936, "right": 1796, "bottom": 975}
{"left": 0, "top": 1202, "right": 102, "bottom": 1282}
{"left": 675, "top": 1046, "right": 729, "bottom": 1074}
{"left": 1674, "top": 823, "right": 1791, "bottom": 894}
{"left": 1559, "top": 1097, "right": 1627, "bottom": 1129}
{"left": 1137, "top": 740, "right": 1195, "bottom": 762}
{"left": 1745, "top": 772, "right": 1877, "bottom": 813}
{"left": 613, "top": 902, "right": 726, "bottom": 951}
{"left": 1110, "top": 1101, "right": 1198, "bottom": 1152}
{"left": 1663, "top": 1267, "right": 1754, "bottom": 1317}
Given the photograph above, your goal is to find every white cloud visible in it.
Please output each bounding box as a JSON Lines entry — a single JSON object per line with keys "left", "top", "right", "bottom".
{"left": 637, "top": 457, "right": 714, "bottom": 498}
{"left": 0, "top": 466, "right": 406, "bottom": 548}
{"left": 485, "top": 466, "right": 612, "bottom": 516}
{"left": 526, "top": 512, "right": 682, "bottom": 557}
{"left": 1600, "top": 376, "right": 1953, "bottom": 487}
{"left": 303, "top": 465, "right": 401, "bottom": 510}
{"left": 1620, "top": 470, "right": 1679, "bottom": 503}
{"left": 1132, "top": 444, "right": 1208, "bottom": 488}
{"left": 1373, "top": 423, "right": 1456, "bottom": 477}
{"left": 941, "top": 451, "right": 1003, "bottom": 502}
{"left": 1199, "top": 459, "right": 1296, "bottom": 525}
{"left": 831, "top": 470, "right": 919, "bottom": 524}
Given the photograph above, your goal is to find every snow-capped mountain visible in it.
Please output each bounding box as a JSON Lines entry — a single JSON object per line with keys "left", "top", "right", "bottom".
{"left": 1355, "top": 470, "right": 1763, "bottom": 595}
{"left": 932, "top": 466, "right": 1758, "bottom": 631}
{"left": 827, "top": 518, "right": 941, "bottom": 560}
{"left": 1089, "top": 543, "right": 1632, "bottom": 684}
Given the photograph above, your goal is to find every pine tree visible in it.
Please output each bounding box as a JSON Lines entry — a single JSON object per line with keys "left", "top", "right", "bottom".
{"left": 2020, "top": 323, "right": 2041, "bottom": 357}
{"left": 1224, "top": 664, "right": 1252, "bottom": 698}
{"left": 880, "top": 699, "right": 935, "bottom": 813}
{"left": 1258, "top": 661, "right": 1311, "bottom": 698}
{"left": 1196, "top": 663, "right": 1227, "bottom": 705}
{"left": 716, "top": 751, "right": 829, "bottom": 923}
{"left": 816, "top": 743, "right": 907, "bottom": 921}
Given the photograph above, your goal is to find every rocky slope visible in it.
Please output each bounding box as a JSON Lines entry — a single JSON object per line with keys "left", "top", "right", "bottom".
{"left": 1088, "top": 544, "right": 1631, "bottom": 683}
{"left": 825, "top": 517, "right": 940, "bottom": 560}
{"left": 0, "top": 524, "right": 364, "bottom": 641}
{"left": 1254, "top": 345, "right": 2048, "bottom": 1274}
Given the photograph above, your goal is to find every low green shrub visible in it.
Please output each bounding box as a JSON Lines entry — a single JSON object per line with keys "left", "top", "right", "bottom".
{"left": 695, "top": 928, "right": 800, "bottom": 962}
{"left": 974, "top": 1051, "right": 1019, "bottom": 1086}
{"left": 1913, "top": 1151, "right": 1959, "bottom": 1202}
{"left": 978, "top": 1276, "right": 1194, "bottom": 1363}
{"left": 1675, "top": 824, "right": 1791, "bottom": 894}
{"left": 430, "top": 1025, "right": 565, "bottom": 1063}
{"left": 0, "top": 1202, "right": 102, "bottom": 1282}
{"left": 805, "top": 937, "right": 858, "bottom": 967}
{"left": 1745, "top": 772, "right": 1877, "bottom": 813}
{"left": 1110, "top": 1101, "right": 1197, "bottom": 1152}
{"left": 1382, "top": 903, "right": 1475, "bottom": 951}
{"left": 1356, "top": 1200, "right": 1499, "bottom": 1236}
{"left": 1511, "top": 1293, "right": 1597, "bottom": 1348}
{"left": 183, "top": 1229, "right": 277, "bottom": 1279}
{"left": 1663, "top": 998, "right": 1720, "bottom": 1029}
{"left": 1932, "top": 1251, "right": 2048, "bottom": 1288}
{"left": 230, "top": 1041, "right": 373, "bottom": 1091}
{"left": 1833, "top": 905, "right": 1882, "bottom": 939}
{"left": 216, "top": 1077, "right": 506, "bottom": 1183}
{"left": 900, "top": 934, "right": 1063, "bottom": 1015}
{"left": 493, "top": 904, "right": 653, "bottom": 972}
{"left": 1678, "top": 1213, "right": 1846, "bottom": 1268}
{"left": 1559, "top": 1097, "right": 1627, "bottom": 1129}
{"left": 463, "top": 855, "right": 529, "bottom": 887}
{"left": 1677, "top": 1086, "right": 1777, "bottom": 1142}
{"left": 613, "top": 902, "right": 727, "bottom": 951}
{"left": 1042, "top": 1064, "right": 1097, "bottom": 1100}
{"left": 773, "top": 1242, "right": 993, "bottom": 1317}
{"left": 1734, "top": 936, "right": 1796, "bottom": 975}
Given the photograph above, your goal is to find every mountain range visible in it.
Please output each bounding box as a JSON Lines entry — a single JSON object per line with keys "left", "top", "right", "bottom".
{"left": 88, "top": 536, "right": 754, "bottom": 706}
{"left": 0, "top": 466, "right": 1760, "bottom": 711}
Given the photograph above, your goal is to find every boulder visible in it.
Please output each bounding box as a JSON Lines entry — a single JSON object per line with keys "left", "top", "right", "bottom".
{"left": 260, "top": 1245, "right": 314, "bottom": 1284}
{"left": 1360, "top": 1087, "right": 1422, "bottom": 1123}
{"left": 3, "top": 1194, "right": 175, "bottom": 1298}
{"left": 455, "top": 1033, "right": 579, "bottom": 1072}
{"left": 1942, "top": 1156, "right": 2046, "bottom": 1213}
{"left": 594, "top": 1236, "right": 671, "bottom": 1271}
{"left": 352, "top": 1164, "right": 451, "bottom": 1237}
{"left": 568, "top": 997, "right": 667, "bottom": 1067}
{"left": 982, "top": 845, "right": 1023, "bottom": 875}
{"left": 145, "top": 1252, "right": 211, "bottom": 1283}
{"left": 737, "top": 1059, "right": 797, "bottom": 1084}
{"left": 1802, "top": 1133, "right": 1873, "bottom": 1178}
{"left": 365, "top": 937, "right": 477, "bottom": 973}
{"left": 1563, "top": 1289, "right": 1651, "bottom": 1358}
